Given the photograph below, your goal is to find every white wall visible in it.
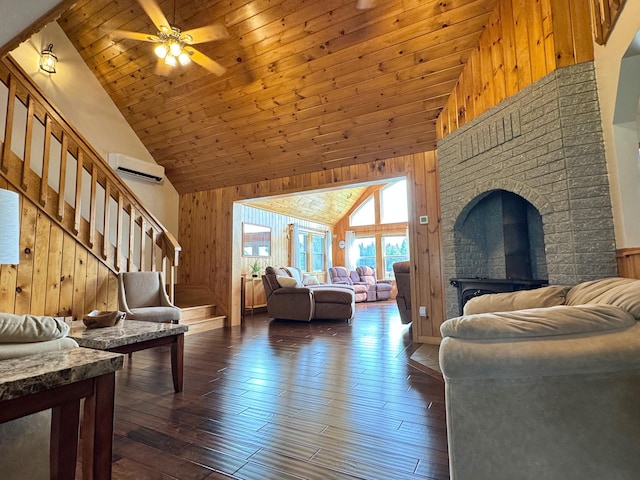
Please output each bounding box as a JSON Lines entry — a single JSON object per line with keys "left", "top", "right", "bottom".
{"left": 593, "top": 2, "right": 640, "bottom": 248}
{"left": 9, "top": 21, "right": 180, "bottom": 236}
{"left": 0, "top": 0, "right": 62, "bottom": 49}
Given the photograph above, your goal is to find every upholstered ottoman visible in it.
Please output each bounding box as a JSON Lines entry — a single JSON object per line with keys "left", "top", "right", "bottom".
{"left": 310, "top": 286, "right": 355, "bottom": 320}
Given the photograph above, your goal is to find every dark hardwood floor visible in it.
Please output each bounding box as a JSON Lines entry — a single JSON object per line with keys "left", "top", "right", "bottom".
{"left": 103, "top": 301, "right": 449, "bottom": 480}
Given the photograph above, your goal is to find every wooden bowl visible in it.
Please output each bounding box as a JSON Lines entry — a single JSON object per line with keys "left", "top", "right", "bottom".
{"left": 82, "top": 310, "right": 126, "bottom": 329}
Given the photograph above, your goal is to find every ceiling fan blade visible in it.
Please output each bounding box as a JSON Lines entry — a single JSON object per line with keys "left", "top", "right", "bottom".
{"left": 138, "top": 0, "right": 170, "bottom": 31}
{"left": 356, "top": 0, "right": 376, "bottom": 9}
{"left": 181, "top": 23, "right": 229, "bottom": 44}
{"left": 188, "top": 48, "right": 226, "bottom": 76}
{"left": 111, "top": 30, "right": 159, "bottom": 42}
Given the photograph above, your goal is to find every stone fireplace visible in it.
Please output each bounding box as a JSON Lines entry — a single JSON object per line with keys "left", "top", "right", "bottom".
{"left": 438, "top": 62, "right": 618, "bottom": 319}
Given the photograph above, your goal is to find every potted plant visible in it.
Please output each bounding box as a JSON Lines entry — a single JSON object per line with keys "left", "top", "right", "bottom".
{"left": 249, "top": 259, "right": 262, "bottom": 278}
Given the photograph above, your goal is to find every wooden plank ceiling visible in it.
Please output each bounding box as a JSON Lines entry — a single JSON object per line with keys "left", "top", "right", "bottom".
{"left": 242, "top": 184, "right": 370, "bottom": 225}
{"left": 58, "top": 0, "right": 497, "bottom": 194}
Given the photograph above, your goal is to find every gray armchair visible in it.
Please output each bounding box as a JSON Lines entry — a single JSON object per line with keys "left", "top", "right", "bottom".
{"left": 117, "top": 271, "right": 181, "bottom": 323}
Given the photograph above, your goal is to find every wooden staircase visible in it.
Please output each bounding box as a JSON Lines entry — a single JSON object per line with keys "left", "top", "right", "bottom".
{"left": 174, "top": 285, "right": 226, "bottom": 335}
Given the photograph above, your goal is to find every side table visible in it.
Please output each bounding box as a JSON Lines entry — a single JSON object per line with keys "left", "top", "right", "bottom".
{"left": 0, "top": 348, "right": 123, "bottom": 480}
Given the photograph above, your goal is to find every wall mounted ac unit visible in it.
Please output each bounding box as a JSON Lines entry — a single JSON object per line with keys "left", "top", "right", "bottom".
{"left": 108, "top": 153, "right": 165, "bottom": 184}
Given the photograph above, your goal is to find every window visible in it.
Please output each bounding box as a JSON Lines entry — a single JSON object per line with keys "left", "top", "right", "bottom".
{"left": 311, "top": 234, "right": 325, "bottom": 271}
{"left": 298, "top": 230, "right": 327, "bottom": 272}
{"left": 381, "top": 180, "right": 408, "bottom": 224}
{"left": 383, "top": 235, "right": 409, "bottom": 278}
{"left": 354, "top": 237, "right": 376, "bottom": 268}
{"left": 298, "top": 233, "right": 308, "bottom": 269}
{"left": 350, "top": 196, "right": 375, "bottom": 226}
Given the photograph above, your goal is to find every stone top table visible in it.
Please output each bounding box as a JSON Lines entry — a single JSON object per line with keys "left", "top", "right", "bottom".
{"left": 69, "top": 320, "right": 188, "bottom": 392}
{"left": 0, "top": 348, "right": 123, "bottom": 480}
{"left": 0, "top": 348, "right": 122, "bottom": 400}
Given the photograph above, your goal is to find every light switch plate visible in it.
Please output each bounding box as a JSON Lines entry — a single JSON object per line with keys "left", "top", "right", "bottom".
{"left": 419, "top": 215, "right": 428, "bottom": 224}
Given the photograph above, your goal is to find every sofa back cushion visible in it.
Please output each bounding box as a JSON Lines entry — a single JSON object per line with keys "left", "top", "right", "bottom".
{"left": 329, "top": 267, "right": 353, "bottom": 285}
{"left": 566, "top": 277, "right": 640, "bottom": 319}
{"left": 441, "top": 304, "right": 635, "bottom": 340}
{"left": 355, "top": 266, "right": 377, "bottom": 285}
{"left": 463, "top": 285, "right": 570, "bottom": 315}
{"left": 281, "top": 266, "right": 301, "bottom": 284}
{"left": 303, "top": 275, "right": 320, "bottom": 285}
{"left": 266, "top": 266, "right": 289, "bottom": 277}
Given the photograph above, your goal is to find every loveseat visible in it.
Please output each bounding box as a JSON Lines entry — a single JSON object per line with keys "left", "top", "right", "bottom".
{"left": 262, "top": 266, "right": 355, "bottom": 321}
{"left": 439, "top": 277, "right": 640, "bottom": 480}
{"left": 0, "top": 314, "right": 79, "bottom": 480}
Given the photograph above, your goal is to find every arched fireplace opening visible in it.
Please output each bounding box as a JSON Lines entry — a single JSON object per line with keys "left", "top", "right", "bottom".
{"left": 450, "top": 189, "right": 548, "bottom": 314}
{"left": 455, "top": 189, "right": 546, "bottom": 281}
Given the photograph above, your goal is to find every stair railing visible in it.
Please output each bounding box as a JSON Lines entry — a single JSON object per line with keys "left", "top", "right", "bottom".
{"left": 0, "top": 56, "right": 180, "bottom": 299}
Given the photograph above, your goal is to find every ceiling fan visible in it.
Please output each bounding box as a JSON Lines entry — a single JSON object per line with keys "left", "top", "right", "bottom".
{"left": 111, "top": 0, "right": 229, "bottom": 76}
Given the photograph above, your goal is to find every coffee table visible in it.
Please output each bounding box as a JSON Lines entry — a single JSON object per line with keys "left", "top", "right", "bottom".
{"left": 69, "top": 320, "right": 188, "bottom": 392}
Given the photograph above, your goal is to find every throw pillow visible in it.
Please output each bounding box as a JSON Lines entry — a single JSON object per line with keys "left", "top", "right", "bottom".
{"left": 303, "top": 275, "right": 319, "bottom": 285}
{"left": 0, "top": 314, "right": 70, "bottom": 343}
{"left": 276, "top": 275, "right": 300, "bottom": 288}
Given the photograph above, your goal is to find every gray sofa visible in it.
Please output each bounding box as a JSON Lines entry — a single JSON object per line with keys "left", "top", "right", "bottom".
{"left": 262, "top": 266, "right": 355, "bottom": 321}
{"left": 439, "top": 277, "right": 640, "bottom": 480}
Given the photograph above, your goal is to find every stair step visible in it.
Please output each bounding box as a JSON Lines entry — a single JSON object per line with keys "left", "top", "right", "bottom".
{"left": 182, "top": 315, "right": 226, "bottom": 335}
{"left": 180, "top": 304, "right": 217, "bottom": 322}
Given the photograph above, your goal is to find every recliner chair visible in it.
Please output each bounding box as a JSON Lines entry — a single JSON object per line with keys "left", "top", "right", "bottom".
{"left": 392, "top": 261, "right": 412, "bottom": 324}
{"left": 355, "top": 266, "right": 393, "bottom": 301}
{"left": 328, "top": 266, "right": 369, "bottom": 302}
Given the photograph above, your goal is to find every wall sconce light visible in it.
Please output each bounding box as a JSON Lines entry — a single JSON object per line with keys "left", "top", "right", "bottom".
{"left": 0, "top": 189, "right": 20, "bottom": 265}
{"left": 39, "top": 43, "right": 58, "bottom": 74}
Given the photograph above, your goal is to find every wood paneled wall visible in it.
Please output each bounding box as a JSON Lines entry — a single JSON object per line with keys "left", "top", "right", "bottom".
{"left": 436, "top": 0, "right": 594, "bottom": 138}
{"left": 179, "top": 151, "right": 444, "bottom": 343}
{"left": 0, "top": 179, "right": 118, "bottom": 317}
{"left": 616, "top": 248, "right": 640, "bottom": 280}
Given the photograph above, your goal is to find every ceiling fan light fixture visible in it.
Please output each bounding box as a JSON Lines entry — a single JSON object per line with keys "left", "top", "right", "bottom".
{"left": 178, "top": 51, "right": 191, "bottom": 65}
{"left": 169, "top": 40, "right": 182, "bottom": 57}
{"left": 154, "top": 43, "right": 168, "bottom": 58}
{"left": 164, "top": 53, "right": 177, "bottom": 66}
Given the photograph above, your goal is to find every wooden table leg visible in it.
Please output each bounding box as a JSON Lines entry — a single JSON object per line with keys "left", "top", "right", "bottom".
{"left": 50, "top": 399, "right": 81, "bottom": 480}
{"left": 81, "top": 373, "right": 116, "bottom": 480}
{"left": 171, "top": 333, "right": 184, "bottom": 392}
